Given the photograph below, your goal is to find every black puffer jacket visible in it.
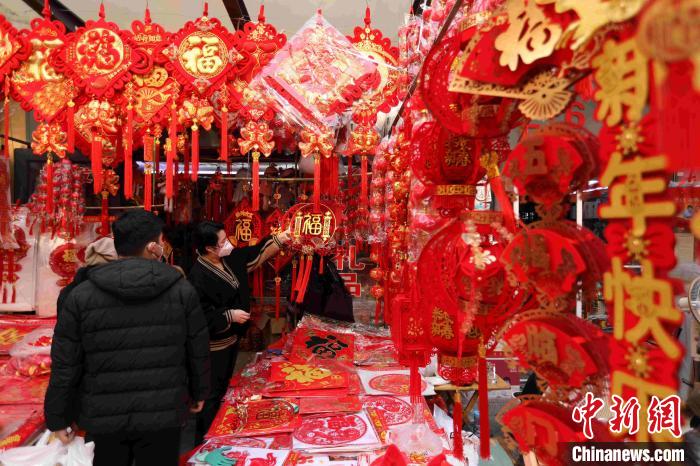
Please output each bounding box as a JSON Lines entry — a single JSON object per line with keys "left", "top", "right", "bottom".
{"left": 44, "top": 258, "right": 211, "bottom": 434}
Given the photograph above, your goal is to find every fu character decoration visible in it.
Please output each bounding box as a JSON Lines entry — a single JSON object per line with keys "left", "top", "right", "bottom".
{"left": 238, "top": 120, "right": 275, "bottom": 211}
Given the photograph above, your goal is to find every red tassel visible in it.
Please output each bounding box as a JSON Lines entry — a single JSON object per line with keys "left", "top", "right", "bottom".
{"left": 184, "top": 143, "right": 190, "bottom": 178}
{"left": 319, "top": 256, "right": 324, "bottom": 275}
{"left": 66, "top": 101, "right": 75, "bottom": 153}
{"left": 100, "top": 192, "right": 109, "bottom": 236}
{"left": 347, "top": 155, "right": 353, "bottom": 189}
{"left": 252, "top": 152, "right": 260, "bottom": 211}
{"left": 6, "top": 250, "right": 13, "bottom": 304}
{"left": 167, "top": 104, "right": 177, "bottom": 200}
{"left": 144, "top": 168, "right": 153, "bottom": 211}
{"left": 220, "top": 108, "right": 228, "bottom": 161}
{"left": 275, "top": 276, "right": 281, "bottom": 319}
{"left": 454, "top": 392, "right": 464, "bottom": 459}
{"left": 91, "top": 134, "right": 103, "bottom": 194}
{"left": 11, "top": 283, "right": 15, "bottom": 304}
{"left": 313, "top": 155, "right": 321, "bottom": 210}
{"left": 291, "top": 259, "right": 298, "bottom": 299}
{"left": 409, "top": 358, "right": 421, "bottom": 405}
{"left": 45, "top": 158, "right": 54, "bottom": 214}
{"left": 0, "top": 251, "right": 6, "bottom": 295}
{"left": 478, "top": 343, "right": 490, "bottom": 459}
{"left": 3, "top": 81, "right": 9, "bottom": 159}
{"left": 361, "top": 155, "right": 368, "bottom": 209}
{"left": 191, "top": 125, "right": 199, "bottom": 181}
{"left": 296, "top": 255, "right": 313, "bottom": 303}
{"left": 293, "top": 257, "right": 304, "bottom": 301}
{"left": 491, "top": 176, "right": 517, "bottom": 232}
{"left": 124, "top": 105, "right": 134, "bottom": 199}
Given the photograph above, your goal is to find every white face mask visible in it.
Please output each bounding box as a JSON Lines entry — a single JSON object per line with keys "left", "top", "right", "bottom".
{"left": 217, "top": 240, "right": 234, "bottom": 258}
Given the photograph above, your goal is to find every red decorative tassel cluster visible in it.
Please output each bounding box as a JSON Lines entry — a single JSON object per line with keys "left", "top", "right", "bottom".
{"left": 478, "top": 343, "right": 490, "bottom": 459}
{"left": 91, "top": 133, "right": 103, "bottom": 194}
{"left": 275, "top": 276, "right": 281, "bottom": 319}
{"left": 124, "top": 104, "right": 134, "bottom": 199}
{"left": 295, "top": 255, "right": 313, "bottom": 303}
{"left": 45, "top": 157, "right": 54, "bottom": 214}
{"left": 143, "top": 133, "right": 154, "bottom": 211}
{"left": 313, "top": 155, "right": 321, "bottom": 210}
{"left": 291, "top": 259, "right": 297, "bottom": 298}
{"left": 252, "top": 152, "right": 260, "bottom": 211}
{"left": 191, "top": 124, "right": 199, "bottom": 181}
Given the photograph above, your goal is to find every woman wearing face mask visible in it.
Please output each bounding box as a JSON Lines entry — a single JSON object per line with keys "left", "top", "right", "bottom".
{"left": 188, "top": 221, "right": 290, "bottom": 442}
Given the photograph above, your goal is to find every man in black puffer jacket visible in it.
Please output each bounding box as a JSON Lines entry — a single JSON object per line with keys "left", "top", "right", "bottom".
{"left": 44, "top": 209, "right": 211, "bottom": 466}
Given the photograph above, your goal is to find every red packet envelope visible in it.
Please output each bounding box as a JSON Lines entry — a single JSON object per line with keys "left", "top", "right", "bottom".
{"left": 268, "top": 362, "right": 349, "bottom": 392}
{"left": 206, "top": 398, "right": 300, "bottom": 439}
{"left": 289, "top": 329, "right": 355, "bottom": 365}
{"left": 299, "top": 396, "right": 362, "bottom": 415}
{"left": 0, "top": 376, "right": 49, "bottom": 405}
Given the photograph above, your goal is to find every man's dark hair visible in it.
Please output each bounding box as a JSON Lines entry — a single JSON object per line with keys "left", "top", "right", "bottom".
{"left": 194, "top": 221, "right": 225, "bottom": 255}
{"left": 112, "top": 209, "right": 164, "bottom": 257}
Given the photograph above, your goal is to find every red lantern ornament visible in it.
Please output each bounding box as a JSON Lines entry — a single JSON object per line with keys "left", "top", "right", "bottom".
{"left": 155, "top": 2, "right": 242, "bottom": 98}
{"left": 238, "top": 121, "right": 275, "bottom": 211}
{"left": 299, "top": 128, "right": 334, "bottom": 210}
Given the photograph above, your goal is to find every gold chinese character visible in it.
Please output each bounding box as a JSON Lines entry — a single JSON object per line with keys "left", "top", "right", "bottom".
{"left": 235, "top": 215, "right": 253, "bottom": 242}
{"left": 495, "top": 0, "right": 563, "bottom": 72}
{"left": 0, "top": 328, "right": 21, "bottom": 346}
{"left": 592, "top": 38, "right": 648, "bottom": 126}
{"left": 599, "top": 153, "right": 675, "bottom": 236}
{"left": 179, "top": 33, "right": 226, "bottom": 78}
{"left": 301, "top": 213, "right": 323, "bottom": 236}
{"left": 431, "top": 307, "right": 455, "bottom": 340}
{"left": 604, "top": 258, "right": 682, "bottom": 359}
{"left": 280, "top": 364, "right": 331, "bottom": 384}
{"left": 527, "top": 325, "right": 558, "bottom": 365}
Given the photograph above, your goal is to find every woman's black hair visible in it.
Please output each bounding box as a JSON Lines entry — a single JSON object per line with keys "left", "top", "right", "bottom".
{"left": 194, "top": 221, "right": 225, "bottom": 255}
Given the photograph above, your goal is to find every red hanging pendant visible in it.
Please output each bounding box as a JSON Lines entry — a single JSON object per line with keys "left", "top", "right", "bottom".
{"left": 91, "top": 133, "right": 103, "bottom": 194}
{"left": 313, "top": 154, "right": 321, "bottom": 210}
{"left": 66, "top": 100, "right": 75, "bottom": 153}
{"left": 124, "top": 103, "right": 134, "bottom": 199}
{"left": 220, "top": 106, "right": 228, "bottom": 162}
{"left": 100, "top": 191, "right": 109, "bottom": 236}
{"left": 143, "top": 133, "right": 154, "bottom": 211}
{"left": 191, "top": 124, "right": 199, "bottom": 182}
{"left": 3, "top": 79, "right": 9, "bottom": 159}
{"left": 166, "top": 106, "right": 177, "bottom": 200}
{"left": 478, "top": 341, "right": 490, "bottom": 459}
{"left": 275, "top": 276, "right": 281, "bottom": 319}
{"left": 291, "top": 259, "right": 297, "bottom": 299}
{"left": 252, "top": 151, "right": 260, "bottom": 211}
{"left": 45, "top": 156, "right": 54, "bottom": 214}
{"left": 360, "top": 155, "right": 368, "bottom": 209}
{"left": 453, "top": 392, "right": 464, "bottom": 459}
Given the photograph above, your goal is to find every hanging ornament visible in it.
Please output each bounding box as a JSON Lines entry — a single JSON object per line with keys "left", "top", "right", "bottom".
{"left": 233, "top": 5, "right": 287, "bottom": 83}
{"left": 99, "top": 169, "right": 119, "bottom": 235}
{"left": 9, "top": 0, "right": 71, "bottom": 124}
{"left": 127, "top": 8, "right": 180, "bottom": 156}
{"left": 178, "top": 94, "right": 214, "bottom": 181}
{"left": 347, "top": 125, "right": 380, "bottom": 211}
{"left": 143, "top": 130, "right": 154, "bottom": 211}
{"left": 224, "top": 198, "right": 263, "bottom": 248}
{"left": 31, "top": 122, "right": 68, "bottom": 215}
{"left": 238, "top": 120, "right": 275, "bottom": 211}
{"left": 257, "top": 10, "right": 378, "bottom": 128}
{"left": 347, "top": 6, "right": 401, "bottom": 127}
{"left": 156, "top": 2, "right": 242, "bottom": 98}
{"left": 299, "top": 128, "right": 334, "bottom": 210}
{"left": 48, "top": 3, "right": 151, "bottom": 100}
{"left": 73, "top": 99, "right": 118, "bottom": 193}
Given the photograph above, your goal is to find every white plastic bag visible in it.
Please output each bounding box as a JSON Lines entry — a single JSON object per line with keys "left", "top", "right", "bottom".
{"left": 0, "top": 431, "right": 63, "bottom": 466}
{"left": 60, "top": 437, "right": 95, "bottom": 466}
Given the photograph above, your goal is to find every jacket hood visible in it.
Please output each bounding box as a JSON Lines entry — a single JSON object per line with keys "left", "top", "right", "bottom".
{"left": 88, "top": 258, "right": 183, "bottom": 301}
